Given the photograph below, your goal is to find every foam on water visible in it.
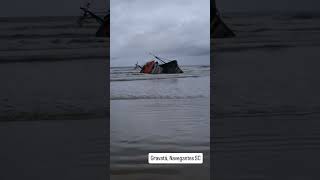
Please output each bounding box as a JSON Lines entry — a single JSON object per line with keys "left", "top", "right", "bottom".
{"left": 214, "top": 12, "right": 320, "bottom": 53}
{"left": 0, "top": 17, "right": 108, "bottom": 121}
{"left": 111, "top": 65, "right": 210, "bottom": 100}
{"left": 0, "top": 16, "right": 108, "bottom": 63}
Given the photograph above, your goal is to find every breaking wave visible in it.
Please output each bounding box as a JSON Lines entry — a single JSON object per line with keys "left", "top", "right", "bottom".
{"left": 110, "top": 65, "right": 210, "bottom": 82}
{"left": 111, "top": 75, "right": 202, "bottom": 82}
{"left": 111, "top": 95, "right": 207, "bottom": 100}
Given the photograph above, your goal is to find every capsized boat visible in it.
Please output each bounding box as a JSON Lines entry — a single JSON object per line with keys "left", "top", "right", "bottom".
{"left": 136, "top": 54, "right": 183, "bottom": 74}
{"left": 78, "top": 2, "right": 109, "bottom": 37}
{"left": 212, "top": 0, "right": 235, "bottom": 38}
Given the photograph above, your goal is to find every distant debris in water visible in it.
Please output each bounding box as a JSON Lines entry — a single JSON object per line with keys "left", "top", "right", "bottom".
{"left": 136, "top": 54, "right": 183, "bottom": 74}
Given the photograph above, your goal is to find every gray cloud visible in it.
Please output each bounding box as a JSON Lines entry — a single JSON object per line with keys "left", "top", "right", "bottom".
{"left": 111, "top": 0, "right": 210, "bottom": 66}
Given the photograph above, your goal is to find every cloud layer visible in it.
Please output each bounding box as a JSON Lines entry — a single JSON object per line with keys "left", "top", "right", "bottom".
{"left": 111, "top": 0, "right": 210, "bottom": 66}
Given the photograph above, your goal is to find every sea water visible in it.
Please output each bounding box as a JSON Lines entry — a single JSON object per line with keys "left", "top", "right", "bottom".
{"left": 110, "top": 66, "right": 210, "bottom": 179}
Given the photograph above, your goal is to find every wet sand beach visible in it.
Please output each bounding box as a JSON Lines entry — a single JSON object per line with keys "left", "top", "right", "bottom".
{"left": 213, "top": 13, "right": 320, "bottom": 179}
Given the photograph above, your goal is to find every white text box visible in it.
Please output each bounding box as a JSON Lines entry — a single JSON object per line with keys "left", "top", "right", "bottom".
{"left": 148, "top": 153, "right": 203, "bottom": 164}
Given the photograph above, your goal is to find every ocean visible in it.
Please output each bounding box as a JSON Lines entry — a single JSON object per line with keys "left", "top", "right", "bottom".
{"left": 110, "top": 66, "right": 210, "bottom": 180}
{"left": 0, "top": 16, "right": 108, "bottom": 180}
{"left": 213, "top": 12, "right": 320, "bottom": 179}
{"left": 0, "top": 16, "right": 108, "bottom": 120}
{"left": 1, "top": 12, "right": 319, "bottom": 179}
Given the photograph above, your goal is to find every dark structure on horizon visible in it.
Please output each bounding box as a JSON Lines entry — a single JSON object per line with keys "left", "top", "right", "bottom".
{"left": 212, "top": 0, "right": 235, "bottom": 38}
{"left": 136, "top": 54, "right": 183, "bottom": 74}
{"left": 78, "top": 5, "right": 109, "bottom": 37}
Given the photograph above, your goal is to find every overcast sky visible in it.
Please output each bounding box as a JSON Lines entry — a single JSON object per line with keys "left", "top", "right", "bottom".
{"left": 110, "top": 0, "right": 210, "bottom": 67}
